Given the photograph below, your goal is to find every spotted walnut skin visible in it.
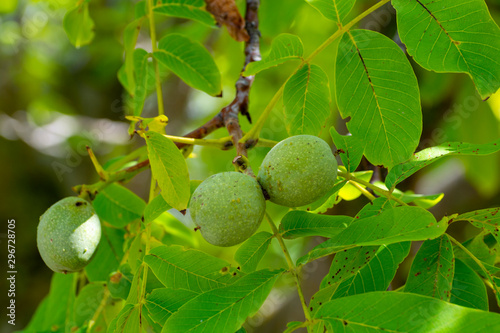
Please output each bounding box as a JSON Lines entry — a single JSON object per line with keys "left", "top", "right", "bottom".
{"left": 190, "top": 172, "right": 266, "bottom": 247}
{"left": 257, "top": 135, "right": 338, "bottom": 207}
{"left": 37, "top": 197, "right": 101, "bottom": 273}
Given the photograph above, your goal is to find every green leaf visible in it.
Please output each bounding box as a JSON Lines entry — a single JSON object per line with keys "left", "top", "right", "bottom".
{"left": 128, "top": 233, "right": 145, "bottom": 274}
{"left": 310, "top": 242, "right": 410, "bottom": 313}
{"left": 297, "top": 206, "right": 445, "bottom": 265}
{"left": 321, "top": 245, "right": 380, "bottom": 289}
{"left": 24, "top": 273, "right": 76, "bottom": 332}
{"left": 405, "top": 234, "right": 455, "bottom": 301}
{"left": 146, "top": 288, "right": 198, "bottom": 326}
{"left": 330, "top": 127, "right": 363, "bottom": 173}
{"left": 123, "top": 18, "right": 145, "bottom": 94}
{"left": 355, "top": 197, "right": 395, "bottom": 219}
{"left": 0, "top": 0, "right": 17, "bottom": 13}
{"left": 145, "top": 180, "right": 202, "bottom": 224}
{"left": 389, "top": 188, "right": 444, "bottom": 209}
{"left": 163, "top": 269, "right": 283, "bottom": 333}
{"left": 451, "top": 259, "right": 488, "bottom": 311}
{"left": 283, "top": 63, "right": 331, "bottom": 136}
{"left": 108, "top": 264, "right": 133, "bottom": 300}
{"left": 392, "top": 0, "right": 500, "bottom": 99}
{"left": 244, "top": 34, "right": 304, "bottom": 75}
{"left": 457, "top": 233, "right": 498, "bottom": 268}
{"left": 305, "top": 0, "right": 355, "bottom": 23}
{"left": 144, "top": 194, "right": 172, "bottom": 224}
{"left": 89, "top": 297, "right": 123, "bottom": 333}
{"left": 132, "top": 48, "right": 153, "bottom": 116}
{"left": 456, "top": 208, "right": 500, "bottom": 243}
{"left": 145, "top": 131, "right": 190, "bottom": 211}
{"left": 63, "top": 3, "right": 95, "bottom": 48}
{"left": 135, "top": 0, "right": 147, "bottom": 18}
{"left": 85, "top": 226, "right": 125, "bottom": 282}
{"left": 235, "top": 231, "right": 274, "bottom": 273}
{"left": 153, "top": 33, "right": 221, "bottom": 96}
{"left": 279, "top": 210, "right": 352, "bottom": 239}
{"left": 126, "top": 264, "right": 144, "bottom": 304}
{"left": 114, "top": 304, "right": 141, "bottom": 333}
{"left": 336, "top": 29, "right": 422, "bottom": 168}
{"left": 144, "top": 245, "right": 241, "bottom": 293}
{"left": 154, "top": 212, "right": 197, "bottom": 248}
{"left": 314, "top": 291, "right": 500, "bottom": 332}
{"left": 386, "top": 139, "right": 500, "bottom": 190}
{"left": 284, "top": 321, "right": 306, "bottom": 333}
{"left": 153, "top": 0, "right": 215, "bottom": 26}
{"left": 73, "top": 283, "right": 106, "bottom": 327}
{"left": 93, "top": 183, "right": 146, "bottom": 228}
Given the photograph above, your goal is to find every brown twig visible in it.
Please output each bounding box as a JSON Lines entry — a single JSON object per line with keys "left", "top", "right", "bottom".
{"left": 74, "top": 0, "right": 261, "bottom": 197}
{"left": 178, "top": 0, "right": 260, "bottom": 157}
{"left": 222, "top": 0, "right": 260, "bottom": 168}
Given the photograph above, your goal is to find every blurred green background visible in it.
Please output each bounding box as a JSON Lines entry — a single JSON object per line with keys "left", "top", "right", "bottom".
{"left": 1, "top": 0, "right": 500, "bottom": 331}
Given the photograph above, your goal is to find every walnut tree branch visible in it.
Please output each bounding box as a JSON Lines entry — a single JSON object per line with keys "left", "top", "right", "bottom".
{"left": 222, "top": 0, "right": 260, "bottom": 167}
{"left": 74, "top": 0, "right": 261, "bottom": 198}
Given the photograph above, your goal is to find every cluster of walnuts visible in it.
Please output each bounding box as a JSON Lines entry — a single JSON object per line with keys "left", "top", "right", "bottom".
{"left": 36, "top": 135, "right": 338, "bottom": 273}
{"left": 191, "top": 135, "right": 338, "bottom": 247}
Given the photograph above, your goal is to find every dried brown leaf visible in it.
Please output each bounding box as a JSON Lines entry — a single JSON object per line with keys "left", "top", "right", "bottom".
{"left": 205, "top": 0, "right": 250, "bottom": 42}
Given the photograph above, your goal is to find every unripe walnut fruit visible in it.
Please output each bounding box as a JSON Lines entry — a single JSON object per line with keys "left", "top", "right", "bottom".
{"left": 37, "top": 197, "right": 101, "bottom": 273}
{"left": 257, "top": 135, "right": 338, "bottom": 207}
{"left": 190, "top": 172, "right": 266, "bottom": 247}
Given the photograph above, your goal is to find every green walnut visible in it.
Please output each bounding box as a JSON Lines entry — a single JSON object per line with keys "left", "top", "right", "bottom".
{"left": 258, "top": 135, "right": 338, "bottom": 207}
{"left": 37, "top": 197, "right": 101, "bottom": 273}
{"left": 190, "top": 172, "right": 266, "bottom": 247}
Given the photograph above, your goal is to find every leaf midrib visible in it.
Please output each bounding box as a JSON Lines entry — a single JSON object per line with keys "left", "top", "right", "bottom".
{"left": 347, "top": 31, "right": 393, "bottom": 165}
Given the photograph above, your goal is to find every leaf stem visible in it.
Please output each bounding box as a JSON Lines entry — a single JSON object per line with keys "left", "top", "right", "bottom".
{"left": 338, "top": 170, "right": 408, "bottom": 206}
{"left": 265, "top": 212, "right": 312, "bottom": 330}
{"left": 305, "top": 0, "right": 391, "bottom": 62}
{"left": 73, "top": 159, "right": 150, "bottom": 200}
{"left": 241, "top": 0, "right": 391, "bottom": 142}
{"left": 164, "top": 134, "right": 278, "bottom": 149}
{"left": 147, "top": 0, "right": 164, "bottom": 116}
{"left": 349, "top": 180, "right": 376, "bottom": 201}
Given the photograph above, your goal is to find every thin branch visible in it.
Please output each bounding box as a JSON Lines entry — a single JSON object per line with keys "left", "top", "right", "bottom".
{"left": 74, "top": 0, "right": 262, "bottom": 197}
{"left": 265, "top": 212, "right": 313, "bottom": 331}
{"left": 222, "top": 0, "right": 261, "bottom": 175}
